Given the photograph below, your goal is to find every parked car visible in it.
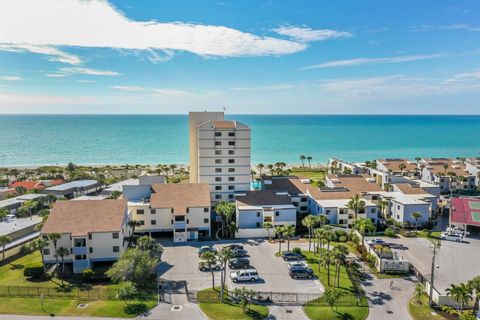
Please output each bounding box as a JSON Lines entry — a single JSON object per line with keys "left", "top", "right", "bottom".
{"left": 287, "top": 261, "right": 308, "bottom": 270}
{"left": 446, "top": 226, "right": 470, "bottom": 236}
{"left": 366, "top": 238, "right": 385, "bottom": 245}
{"left": 198, "top": 259, "right": 221, "bottom": 271}
{"left": 231, "top": 248, "right": 248, "bottom": 258}
{"left": 198, "top": 246, "right": 217, "bottom": 256}
{"left": 440, "top": 232, "right": 463, "bottom": 242}
{"left": 230, "top": 269, "right": 259, "bottom": 283}
{"left": 224, "top": 244, "right": 244, "bottom": 251}
{"left": 228, "top": 258, "right": 250, "bottom": 269}
{"left": 282, "top": 251, "right": 303, "bottom": 261}
{"left": 289, "top": 267, "right": 314, "bottom": 279}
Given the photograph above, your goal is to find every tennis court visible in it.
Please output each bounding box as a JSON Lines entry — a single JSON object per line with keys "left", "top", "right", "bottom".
{"left": 469, "top": 201, "right": 480, "bottom": 210}
{"left": 472, "top": 212, "right": 480, "bottom": 223}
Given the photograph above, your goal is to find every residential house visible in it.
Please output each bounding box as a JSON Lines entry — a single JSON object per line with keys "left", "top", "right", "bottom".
{"left": 260, "top": 176, "right": 310, "bottom": 215}
{"left": 465, "top": 158, "right": 480, "bottom": 186}
{"left": 328, "top": 158, "right": 367, "bottom": 175}
{"left": 43, "top": 180, "right": 102, "bottom": 199}
{"left": 9, "top": 180, "right": 46, "bottom": 191}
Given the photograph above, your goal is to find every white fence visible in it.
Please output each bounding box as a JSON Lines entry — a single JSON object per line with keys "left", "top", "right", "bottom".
{"left": 235, "top": 228, "right": 275, "bottom": 239}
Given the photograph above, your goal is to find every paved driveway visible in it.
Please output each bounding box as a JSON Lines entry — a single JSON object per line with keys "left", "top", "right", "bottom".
{"left": 158, "top": 238, "right": 323, "bottom": 294}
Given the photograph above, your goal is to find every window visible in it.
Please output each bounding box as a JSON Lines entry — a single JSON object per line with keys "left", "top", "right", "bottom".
{"left": 228, "top": 141, "right": 235, "bottom": 146}
{"left": 228, "top": 185, "right": 235, "bottom": 190}
{"left": 215, "top": 177, "right": 222, "bottom": 182}
{"left": 256, "top": 212, "right": 261, "bottom": 217}
{"left": 215, "top": 159, "right": 222, "bottom": 164}
{"left": 397, "top": 205, "right": 400, "bottom": 210}
{"left": 215, "top": 141, "right": 222, "bottom": 146}
{"left": 204, "top": 218, "right": 209, "bottom": 223}
{"left": 228, "top": 177, "right": 235, "bottom": 182}
{"left": 228, "top": 168, "right": 235, "bottom": 172}
{"left": 215, "top": 194, "right": 222, "bottom": 199}
{"left": 215, "top": 132, "right": 222, "bottom": 137}
{"left": 228, "top": 194, "right": 234, "bottom": 199}
{"left": 138, "top": 220, "right": 145, "bottom": 225}
{"left": 256, "top": 222, "right": 260, "bottom": 228}
{"left": 113, "top": 246, "right": 120, "bottom": 253}
{"left": 204, "top": 207, "right": 209, "bottom": 213}
{"left": 186, "top": 208, "right": 189, "bottom": 213}
{"left": 171, "top": 208, "right": 174, "bottom": 213}
{"left": 150, "top": 209, "right": 156, "bottom": 214}
{"left": 112, "top": 232, "right": 119, "bottom": 239}
{"left": 275, "top": 211, "right": 280, "bottom": 216}
{"left": 215, "top": 186, "right": 222, "bottom": 191}
{"left": 300, "top": 197, "right": 307, "bottom": 202}
{"left": 228, "top": 159, "right": 235, "bottom": 164}
{"left": 88, "top": 233, "right": 92, "bottom": 240}
{"left": 228, "top": 150, "right": 235, "bottom": 155}
{"left": 215, "top": 168, "right": 222, "bottom": 173}
{"left": 187, "top": 219, "right": 190, "bottom": 224}
{"left": 326, "top": 210, "right": 331, "bottom": 214}
{"left": 89, "top": 247, "right": 93, "bottom": 253}
{"left": 215, "top": 150, "right": 222, "bottom": 155}
{"left": 228, "top": 132, "right": 235, "bottom": 137}
{"left": 175, "top": 216, "right": 185, "bottom": 222}
{"left": 151, "top": 220, "right": 156, "bottom": 225}
{"left": 137, "top": 209, "right": 144, "bottom": 215}
{"left": 43, "top": 248, "right": 50, "bottom": 255}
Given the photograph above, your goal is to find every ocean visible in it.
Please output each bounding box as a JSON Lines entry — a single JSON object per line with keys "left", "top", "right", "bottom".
{"left": 0, "top": 114, "right": 479, "bottom": 166}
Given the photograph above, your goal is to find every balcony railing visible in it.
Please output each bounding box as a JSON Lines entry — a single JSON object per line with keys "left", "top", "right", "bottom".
{"left": 72, "top": 246, "right": 88, "bottom": 255}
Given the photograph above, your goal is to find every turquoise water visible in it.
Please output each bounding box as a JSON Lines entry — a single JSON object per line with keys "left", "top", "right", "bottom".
{"left": 0, "top": 115, "right": 479, "bottom": 166}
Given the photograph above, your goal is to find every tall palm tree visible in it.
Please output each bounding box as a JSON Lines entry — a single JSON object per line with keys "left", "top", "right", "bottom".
{"left": 446, "top": 283, "right": 473, "bottom": 314}
{"left": 0, "top": 235, "right": 12, "bottom": 262}
{"left": 411, "top": 212, "right": 423, "bottom": 233}
{"left": 267, "top": 164, "right": 274, "bottom": 175}
{"left": 320, "top": 250, "right": 334, "bottom": 286}
{"left": 354, "top": 218, "right": 376, "bottom": 246}
{"left": 347, "top": 194, "right": 366, "bottom": 227}
{"left": 275, "top": 225, "right": 285, "bottom": 254}
{"left": 283, "top": 224, "right": 296, "bottom": 251}
{"left": 468, "top": 276, "right": 480, "bottom": 314}
{"left": 442, "top": 163, "right": 449, "bottom": 175}
{"left": 256, "top": 163, "right": 265, "bottom": 175}
{"left": 307, "top": 156, "right": 313, "bottom": 168}
{"left": 378, "top": 199, "right": 390, "bottom": 219}
{"left": 263, "top": 222, "right": 273, "bottom": 240}
{"left": 398, "top": 163, "right": 407, "bottom": 175}
{"left": 31, "top": 238, "right": 49, "bottom": 277}
{"left": 215, "top": 201, "right": 235, "bottom": 238}
{"left": 299, "top": 155, "right": 306, "bottom": 168}
{"left": 302, "top": 215, "right": 318, "bottom": 252}
{"left": 201, "top": 251, "right": 218, "bottom": 290}
{"left": 333, "top": 244, "right": 349, "bottom": 288}
{"left": 48, "top": 233, "right": 61, "bottom": 269}
{"left": 55, "top": 247, "right": 70, "bottom": 286}
{"left": 218, "top": 247, "right": 232, "bottom": 302}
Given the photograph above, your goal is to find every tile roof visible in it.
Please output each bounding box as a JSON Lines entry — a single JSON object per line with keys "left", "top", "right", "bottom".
{"left": 395, "top": 183, "right": 428, "bottom": 195}
{"left": 212, "top": 120, "right": 236, "bottom": 129}
{"left": 150, "top": 183, "right": 210, "bottom": 215}
{"left": 261, "top": 176, "right": 309, "bottom": 195}
{"left": 236, "top": 190, "right": 293, "bottom": 207}
{"left": 311, "top": 174, "right": 383, "bottom": 200}
{"left": 41, "top": 200, "right": 128, "bottom": 237}
{"left": 424, "top": 159, "right": 471, "bottom": 177}
{"left": 9, "top": 181, "right": 45, "bottom": 190}
{"left": 378, "top": 159, "right": 418, "bottom": 172}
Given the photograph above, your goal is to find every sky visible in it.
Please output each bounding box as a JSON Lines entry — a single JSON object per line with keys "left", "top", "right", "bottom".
{"left": 0, "top": 0, "right": 480, "bottom": 114}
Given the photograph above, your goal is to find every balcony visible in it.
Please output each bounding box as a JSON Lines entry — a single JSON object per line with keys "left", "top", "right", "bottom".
{"left": 174, "top": 222, "right": 186, "bottom": 230}
{"left": 72, "top": 246, "right": 88, "bottom": 255}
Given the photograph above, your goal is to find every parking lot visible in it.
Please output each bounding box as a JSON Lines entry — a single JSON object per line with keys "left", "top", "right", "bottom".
{"left": 365, "top": 234, "right": 480, "bottom": 294}
{"left": 157, "top": 238, "right": 323, "bottom": 294}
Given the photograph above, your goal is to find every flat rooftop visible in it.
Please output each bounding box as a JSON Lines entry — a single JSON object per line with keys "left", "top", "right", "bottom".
{"left": 0, "top": 216, "right": 42, "bottom": 237}
{"left": 44, "top": 180, "right": 99, "bottom": 191}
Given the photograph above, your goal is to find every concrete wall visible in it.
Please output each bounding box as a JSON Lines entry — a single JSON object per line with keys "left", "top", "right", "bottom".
{"left": 236, "top": 227, "right": 275, "bottom": 239}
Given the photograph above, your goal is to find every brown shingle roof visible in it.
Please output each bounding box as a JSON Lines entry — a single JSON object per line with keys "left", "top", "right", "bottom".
{"left": 395, "top": 183, "right": 428, "bottom": 195}
{"left": 150, "top": 183, "right": 210, "bottom": 215}
{"left": 41, "top": 200, "right": 127, "bottom": 237}
{"left": 212, "top": 120, "right": 236, "bottom": 129}
{"left": 311, "top": 175, "right": 383, "bottom": 200}
{"left": 378, "top": 159, "right": 418, "bottom": 172}
{"left": 236, "top": 190, "right": 293, "bottom": 207}
{"left": 261, "top": 176, "right": 308, "bottom": 195}
{"left": 424, "top": 159, "right": 471, "bottom": 177}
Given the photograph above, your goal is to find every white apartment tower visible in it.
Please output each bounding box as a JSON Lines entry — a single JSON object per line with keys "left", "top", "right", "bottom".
{"left": 189, "top": 112, "right": 251, "bottom": 203}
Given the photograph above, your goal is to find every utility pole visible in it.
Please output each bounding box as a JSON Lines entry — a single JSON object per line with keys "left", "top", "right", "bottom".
{"left": 429, "top": 240, "right": 440, "bottom": 306}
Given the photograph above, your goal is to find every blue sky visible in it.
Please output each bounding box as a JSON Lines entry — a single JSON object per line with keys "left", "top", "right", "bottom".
{"left": 0, "top": 0, "right": 479, "bottom": 114}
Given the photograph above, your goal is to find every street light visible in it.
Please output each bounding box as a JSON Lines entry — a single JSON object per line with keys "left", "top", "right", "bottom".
{"left": 428, "top": 240, "right": 441, "bottom": 306}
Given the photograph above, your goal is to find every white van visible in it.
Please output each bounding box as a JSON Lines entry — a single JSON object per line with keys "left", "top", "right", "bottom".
{"left": 440, "top": 232, "right": 463, "bottom": 242}
{"left": 230, "top": 269, "right": 259, "bottom": 283}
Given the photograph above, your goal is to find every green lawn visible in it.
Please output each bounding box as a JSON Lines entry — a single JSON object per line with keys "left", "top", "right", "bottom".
{"left": 290, "top": 167, "right": 326, "bottom": 180}
{"left": 198, "top": 288, "right": 269, "bottom": 320}
{"left": 0, "top": 297, "right": 156, "bottom": 318}
{"left": 302, "top": 250, "right": 369, "bottom": 320}
{"left": 408, "top": 295, "right": 453, "bottom": 320}
{"left": 416, "top": 230, "right": 442, "bottom": 244}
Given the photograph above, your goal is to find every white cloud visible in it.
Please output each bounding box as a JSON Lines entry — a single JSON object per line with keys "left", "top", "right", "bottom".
{"left": 412, "top": 24, "right": 480, "bottom": 32}
{"left": 0, "top": 92, "right": 94, "bottom": 106}
{"left": 111, "top": 85, "right": 146, "bottom": 92}
{"left": 0, "top": 76, "right": 22, "bottom": 81}
{"left": 47, "top": 67, "right": 121, "bottom": 77}
{"left": 273, "top": 26, "right": 352, "bottom": 42}
{"left": 0, "top": 44, "right": 82, "bottom": 65}
{"left": 443, "top": 70, "right": 480, "bottom": 83}
{"left": 303, "top": 53, "right": 449, "bottom": 69}
{"left": 0, "top": 0, "right": 306, "bottom": 60}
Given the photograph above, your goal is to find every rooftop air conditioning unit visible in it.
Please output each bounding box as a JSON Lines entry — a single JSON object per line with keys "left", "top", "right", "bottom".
{"left": 301, "top": 179, "right": 311, "bottom": 184}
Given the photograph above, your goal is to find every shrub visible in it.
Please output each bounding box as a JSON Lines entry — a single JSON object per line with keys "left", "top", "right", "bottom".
{"left": 384, "top": 228, "right": 396, "bottom": 237}
{"left": 339, "top": 236, "right": 347, "bottom": 242}
{"left": 351, "top": 234, "right": 360, "bottom": 244}
{"left": 82, "top": 269, "right": 94, "bottom": 282}
{"left": 23, "top": 261, "right": 44, "bottom": 278}
{"left": 335, "top": 230, "right": 347, "bottom": 238}
{"left": 292, "top": 247, "right": 302, "bottom": 255}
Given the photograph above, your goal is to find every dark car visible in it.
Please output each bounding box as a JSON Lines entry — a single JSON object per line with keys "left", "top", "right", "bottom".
{"left": 198, "top": 246, "right": 217, "bottom": 256}
{"left": 228, "top": 258, "right": 250, "bottom": 269}
{"left": 282, "top": 251, "right": 303, "bottom": 261}
{"left": 224, "top": 244, "right": 244, "bottom": 251}
{"left": 289, "top": 267, "right": 314, "bottom": 279}
{"left": 231, "top": 248, "right": 248, "bottom": 258}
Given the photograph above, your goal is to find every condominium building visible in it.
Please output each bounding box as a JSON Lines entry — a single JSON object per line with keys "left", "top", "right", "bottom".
{"left": 189, "top": 111, "right": 251, "bottom": 203}
{"left": 125, "top": 183, "right": 211, "bottom": 243}
{"left": 260, "top": 176, "right": 310, "bottom": 215}
{"left": 420, "top": 158, "right": 476, "bottom": 193}
{"left": 40, "top": 200, "right": 132, "bottom": 274}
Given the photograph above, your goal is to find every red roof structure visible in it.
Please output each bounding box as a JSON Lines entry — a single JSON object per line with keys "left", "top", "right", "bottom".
{"left": 451, "top": 197, "right": 480, "bottom": 227}
{"left": 9, "top": 181, "right": 46, "bottom": 191}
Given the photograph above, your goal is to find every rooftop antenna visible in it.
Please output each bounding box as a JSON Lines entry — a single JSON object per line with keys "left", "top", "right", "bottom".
{"left": 223, "top": 106, "right": 228, "bottom": 112}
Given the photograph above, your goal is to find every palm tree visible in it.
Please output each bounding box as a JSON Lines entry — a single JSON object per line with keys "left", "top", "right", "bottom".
{"left": 398, "top": 163, "right": 407, "bottom": 175}
{"left": 378, "top": 199, "right": 390, "bottom": 219}
{"left": 14, "top": 186, "right": 26, "bottom": 195}
{"left": 446, "top": 283, "right": 473, "bottom": 314}
{"left": 0, "top": 208, "right": 9, "bottom": 221}
{"left": 55, "top": 247, "right": 70, "bottom": 286}
{"left": 0, "top": 235, "right": 12, "bottom": 262}
{"left": 218, "top": 247, "right": 232, "bottom": 302}
{"left": 256, "top": 163, "right": 265, "bottom": 175}
{"left": 354, "top": 218, "right": 376, "bottom": 247}
{"left": 320, "top": 250, "right": 334, "bottom": 286}
{"left": 275, "top": 225, "right": 285, "bottom": 254}
{"left": 299, "top": 155, "right": 306, "bottom": 168}
{"left": 414, "top": 283, "right": 424, "bottom": 304}
{"left": 302, "top": 215, "right": 317, "bottom": 252}
{"left": 267, "top": 164, "right": 274, "bottom": 175}
{"left": 66, "top": 162, "right": 76, "bottom": 178}
{"left": 468, "top": 276, "right": 480, "bottom": 314}
{"left": 411, "top": 212, "right": 423, "bottom": 233}
{"left": 215, "top": 201, "right": 235, "bottom": 238}
{"left": 442, "top": 163, "right": 449, "bottom": 175}
{"left": 201, "top": 251, "right": 218, "bottom": 290}
{"left": 31, "top": 238, "right": 49, "bottom": 277}
{"left": 263, "top": 222, "right": 273, "bottom": 240}
{"left": 307, "top": 156, "right": 313, "bottom": 168}
{"left": 48, "top": 233, "right": 61, "bottom": 269}
{"left": 347, "top": 194, "right": 366, "bottom": 227}
{"left": 333, "top": 244, "right": 349, "bottom": 288}
{"left": 415, "top": 157, "right": 421, "bottom": 164}
{"left": 283, "top": 224, "right": 296, "bottom": 251}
